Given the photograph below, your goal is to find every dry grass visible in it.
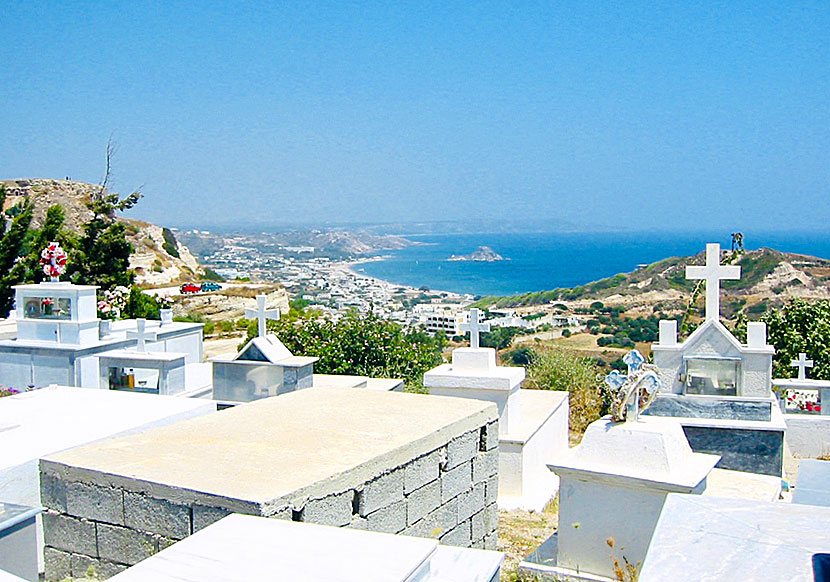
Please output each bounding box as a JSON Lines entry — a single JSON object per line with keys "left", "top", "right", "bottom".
{"left": 497, "top": 496, "right": 559, "bottom": 581}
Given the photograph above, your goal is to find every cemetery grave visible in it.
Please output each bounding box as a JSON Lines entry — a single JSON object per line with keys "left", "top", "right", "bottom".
{"left": 39, "top": 388, "right": 499, "bottom": 580}
{"left": 646, "top": 243, "right": 787, "bottom": 477}
{"left": 519, "top": 353, "right": 720, "bottom": 582}
{"left": 639, "top": 494, "right": 830, "bottom": 582}
{"left": 424, "top": 308, "right": 570, "bottom": 511}
{"left": 106, "top": 514, "right": 504, "bottom": 582}
{"left": 0, "top": 386, "right": 215, "bottom": 575}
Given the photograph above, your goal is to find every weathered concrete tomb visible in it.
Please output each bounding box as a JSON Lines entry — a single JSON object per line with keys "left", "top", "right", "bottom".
{"left": 38, "top": 388, "right": 499, "bottom": 580}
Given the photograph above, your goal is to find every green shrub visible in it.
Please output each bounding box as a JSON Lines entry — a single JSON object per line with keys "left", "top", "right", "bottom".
{"left": 161, "top": 228, "right": 180, "bottom": 258}
{"left": 524, "top": 348, "right": 608, "bottom": 435}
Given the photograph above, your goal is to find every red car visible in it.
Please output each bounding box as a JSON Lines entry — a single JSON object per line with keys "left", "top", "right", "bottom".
{"left": 179, "top": 283, "right": 201, "bottom": 294}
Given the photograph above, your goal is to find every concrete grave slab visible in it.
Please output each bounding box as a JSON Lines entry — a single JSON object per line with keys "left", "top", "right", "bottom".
{"left": 40, "top": 389, "right": 499, "bottom": 579}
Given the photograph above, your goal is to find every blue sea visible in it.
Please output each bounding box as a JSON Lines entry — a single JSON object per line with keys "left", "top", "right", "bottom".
{"left": 357, "top": 231, "right": 830, "bottom": 297}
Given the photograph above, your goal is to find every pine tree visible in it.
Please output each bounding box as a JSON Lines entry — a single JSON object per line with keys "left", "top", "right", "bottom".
{"left": 0, "top": 185, "right": 35, "bottom": 316}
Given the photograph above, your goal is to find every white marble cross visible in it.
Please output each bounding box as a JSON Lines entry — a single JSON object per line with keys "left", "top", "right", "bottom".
{"left": 245, "top": 295, "right": 281, "bottom": 338}
{"left": 126, "top": 318, "right": 158, "bottom": 352}
{"left": 791, "top": 352, "right": 814, "bottom": 380}
{"left": 459, "top": 308, "right": 490, "bottom": 349}
{"left": 686, "top": 243, "right": 741, "bottom": 321}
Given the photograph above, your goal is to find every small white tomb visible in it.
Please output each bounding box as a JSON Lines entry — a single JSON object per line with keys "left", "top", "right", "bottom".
{"left": 0, "top": 386, "right": 215, "bottom": 573}
{"left": 210, "top": 295, "right": 317, "bottom": 402}
{"left": 0, "top": 281, "right": 206, "bottom": 394}
{"left": 107, "top": 514, "right": 504, "bottom": 582}
{"left": 424, "top": 309, "right": 569, "bottom": 511}
{"left": 521, "top": 416, "right": 719, "bottom": 582}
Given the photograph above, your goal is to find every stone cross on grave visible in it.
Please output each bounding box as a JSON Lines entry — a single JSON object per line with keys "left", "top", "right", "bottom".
{"left": 686, "top": 243, "right": 741, "bottom": 321}
{"left": 791, "top": 352, "right": 814, "bottom": 380}
{"left": 459, "top": 308, "right": 490, "bottom": 350}
{"left": 126, "top": 318, "right": 158, "bottom": 352}
{"left": 245, "top": 295, "right": 281, "bottom": 338}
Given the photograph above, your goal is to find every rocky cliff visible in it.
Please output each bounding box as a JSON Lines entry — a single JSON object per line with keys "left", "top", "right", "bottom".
{"left": 1, "top": 178, "right": 204, "bottom": 286}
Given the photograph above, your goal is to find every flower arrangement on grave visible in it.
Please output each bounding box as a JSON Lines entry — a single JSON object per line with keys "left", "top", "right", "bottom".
{"left": 157, "top": 295, "right": 175, "bottom": 310}
{"left": 39, "top": 242, "right": 68, "bottom": 281}
{"left": 786, "top": 389, "right": 821, "bottom": 413}
{"left": 604, "top": 349, "right": 662, "bottom": 422}
{"left": 97, "top": 286, "right": 130, "bottom": 320}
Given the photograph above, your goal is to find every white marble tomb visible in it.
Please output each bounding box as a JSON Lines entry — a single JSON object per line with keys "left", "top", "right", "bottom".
{"left": 0, "top": 281, "right": 206, "bottom": 395}
{"left": 639, "top": 494, "right": 830, "bottom": 582}
{"left": 424, "top": 309, "right": 569, "bottom": 511}
{"left": 521, "top": 416, "right": 719, "bottom": 582}
{"left": 0, "top": 386, "right": 215, "bottom": 573}
{"left": 107, "top": 514, "right": 504, "bottom": 582}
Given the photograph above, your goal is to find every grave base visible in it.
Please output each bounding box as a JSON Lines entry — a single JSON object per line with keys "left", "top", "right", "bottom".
{"left": 519, "top": 534, "right": 617, "bottom": 582}
{"left": 497, "top": 389, "right": 569, "bottom": 512}
{"left": 644, "top": 395, "right": 787, "bottom": 476}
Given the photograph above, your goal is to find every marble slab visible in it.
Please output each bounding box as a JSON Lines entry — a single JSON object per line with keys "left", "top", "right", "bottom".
{"left": 793, "top": 459, "right": 830, "bottom": 507}
{"left": 644, "top": 394, "right": 772, "bottom": 421}
{"left": 0, "top": 386, "right": 216, "bottom": 508}
{"left": 639, "top": 494, "right": 830, "bottom": 582}
{"left": 108, "top": 514, "right": 502, "bottom": 582}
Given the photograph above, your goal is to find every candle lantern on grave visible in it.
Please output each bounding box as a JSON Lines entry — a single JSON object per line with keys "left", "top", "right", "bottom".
{"left": 40, "top": 242, "right": 68, "bottom": 283}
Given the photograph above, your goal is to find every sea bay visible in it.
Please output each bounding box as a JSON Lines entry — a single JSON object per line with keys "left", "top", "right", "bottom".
{"left": 357, "top": 231, "right": 830, "bottom": 297}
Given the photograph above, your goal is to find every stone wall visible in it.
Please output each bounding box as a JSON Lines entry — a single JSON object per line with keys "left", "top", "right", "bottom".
{"left": 40, "top": 418, "right": 499, "bottom": 580}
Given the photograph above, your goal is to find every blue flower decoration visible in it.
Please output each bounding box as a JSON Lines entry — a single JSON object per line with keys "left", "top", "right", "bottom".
{"left": 623, "top": 349, "right": 645, "bottom": 373}
{"left": 604, "top": 370, "right": 626, "bottom": 390}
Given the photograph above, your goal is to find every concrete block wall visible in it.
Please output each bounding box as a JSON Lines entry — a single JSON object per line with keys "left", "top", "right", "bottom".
{"left": 40, "top": 420, "right": 500, "bottom": 580}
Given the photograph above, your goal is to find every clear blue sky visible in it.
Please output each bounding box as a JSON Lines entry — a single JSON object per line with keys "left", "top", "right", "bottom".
{"left": 1, "top": 2, "right": 827, "bottom": 231}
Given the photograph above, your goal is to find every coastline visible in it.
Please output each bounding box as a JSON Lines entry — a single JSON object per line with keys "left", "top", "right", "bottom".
{"left": 337, "top": 256, "right": 471, "bottom": 302}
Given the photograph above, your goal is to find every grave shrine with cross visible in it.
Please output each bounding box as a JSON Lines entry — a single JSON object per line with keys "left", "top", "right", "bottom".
{"left": 424, "top": 309, "right": 570, "bottom": 511}
{"left": 0, "top": 248, "right": 205, "bottom": 392}
{"left": 210, "top": 295, "right": 318, "bottom": 403}
{"left": 646, "top": 242, "right": 786, "bottom": 477}
{"left": 773, "top": 351, "right": 830, "bottom": 420}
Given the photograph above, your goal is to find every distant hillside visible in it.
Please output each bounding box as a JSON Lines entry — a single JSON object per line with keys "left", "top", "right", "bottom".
{"left": 1, "top": 178, "right": 204, "bottom": 286}
{"left": 476, "top": 248, "right": 830, "bottom": 319}
{"left": 178, "top": 229, "right": 416, "bottom": 261}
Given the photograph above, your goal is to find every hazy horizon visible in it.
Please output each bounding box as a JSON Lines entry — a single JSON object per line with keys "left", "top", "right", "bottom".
{"left": 2, "top": 3, "right": 827, "bottom": 232}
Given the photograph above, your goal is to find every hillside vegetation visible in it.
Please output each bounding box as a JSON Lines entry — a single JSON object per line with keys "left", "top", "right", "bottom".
{"left": 476, "top": 247, "right": 830, "bottom": 320}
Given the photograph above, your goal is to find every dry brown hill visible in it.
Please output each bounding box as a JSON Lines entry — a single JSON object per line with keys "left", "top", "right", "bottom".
{"left": 1, "top": 178, "right": 204, "bottom": 287}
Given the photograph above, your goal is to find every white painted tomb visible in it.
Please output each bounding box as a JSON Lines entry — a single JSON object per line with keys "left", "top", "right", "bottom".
{"left": 107, "top": 514, "right": 504, "bottom": 582}
{"left": 648, "top": 243, "right": 786, "bottom": 476}
{"left": 424, "top": 309, "right": 569, "bottom": 511}
{"left": 639, "top": 493, "right": 830, "bottom": 582}
{"left": 210, "top": 295, "right": 317, "bottom": 402}
{"left": 0, "top": 386, "right": 215, "bottom": 572}
{"left": 0, "top": 281, "right": 207, "bottom": 395}
{"left": 520, "top": 415, "right": 719, "bottom": 582}
{"left": 0, "top": 502, "right": 40, "bottom": 582}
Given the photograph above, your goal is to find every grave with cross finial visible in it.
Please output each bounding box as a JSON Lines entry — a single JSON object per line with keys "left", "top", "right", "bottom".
{"left": 126, "top": 319, "right": 158, "bottom": 352}
{"left": 211, "top": 295, "right": 318, "bottom": 403}
{"left": 773, "top": 353, "right": 830, "bottom": 419}
{"left": 424, "top": 308, "right": 570, "bottom": 511}
{"left": 645, "top": 243, "right": 784, "bottom": 477}
{"left": 652, "top": 243, "right": 775, "bottom": 400}
{"left": 791, "top": 352, "right": 814, "bottom": 381}
{"left": 245, "top": 295, "right": 282, "bottom": 338}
